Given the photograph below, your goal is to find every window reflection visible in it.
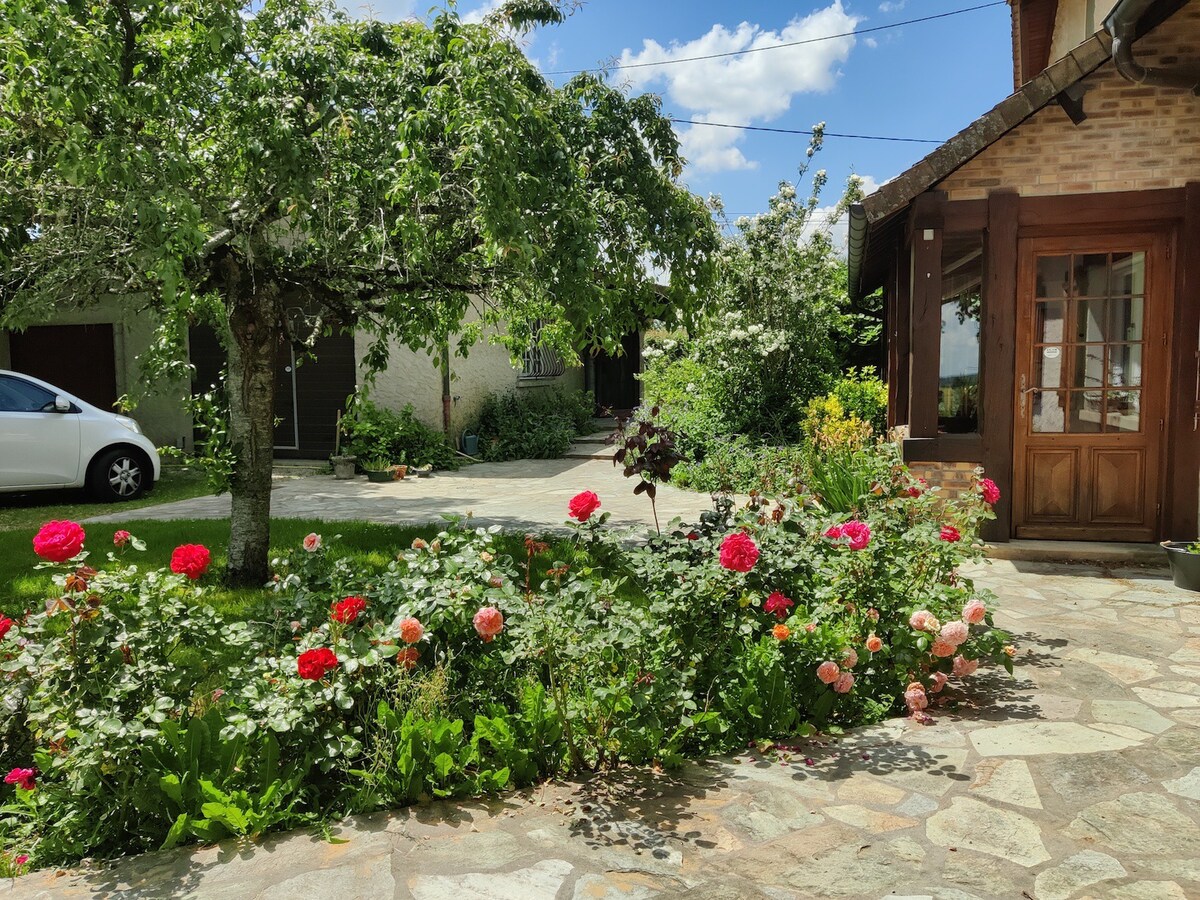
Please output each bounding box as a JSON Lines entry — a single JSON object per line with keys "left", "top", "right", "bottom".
{"left": 939, "top": 233, "right": 983, "bottom": 434}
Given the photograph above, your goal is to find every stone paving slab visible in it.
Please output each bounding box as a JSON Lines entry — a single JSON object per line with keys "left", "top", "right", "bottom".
{"left": 85, "top": 459, "right": 713, "bottom": 534}
{"left": 6, "top": 563, "right": 1200, "bottom": 899}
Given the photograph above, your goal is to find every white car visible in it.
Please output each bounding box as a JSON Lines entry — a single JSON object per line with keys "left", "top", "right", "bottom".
{"left": 0, "top": 369, "right": 161, "bottom": 501}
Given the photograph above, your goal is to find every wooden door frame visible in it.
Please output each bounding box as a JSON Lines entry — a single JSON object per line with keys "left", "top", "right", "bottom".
{"left": 1012, "top": 230, "right": 1172, "bottom": 541}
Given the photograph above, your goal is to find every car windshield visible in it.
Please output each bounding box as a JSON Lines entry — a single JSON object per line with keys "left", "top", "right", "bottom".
{"left": 0, "top": 375, "right": 56, "bottom": 412}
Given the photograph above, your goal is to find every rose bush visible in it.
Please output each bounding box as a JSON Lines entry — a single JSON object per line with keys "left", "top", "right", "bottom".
{"left": 1, "top": 450, "right": 1013, "bottom": 869}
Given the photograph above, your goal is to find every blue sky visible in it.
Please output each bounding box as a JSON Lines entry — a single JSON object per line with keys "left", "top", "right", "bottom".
{"left": 345, "top": 0, "right": 1014, "bottom": 246}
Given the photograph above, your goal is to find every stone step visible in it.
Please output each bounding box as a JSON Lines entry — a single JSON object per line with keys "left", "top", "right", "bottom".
{"left": 574, "top": 431, "right": 615, "bottom": 445}
{"left": 565, "top": 443, "right": 616, "bottom": 461}
{"left": 272, "top": 460, "right": 329, "bottom": 478}
{"left": 985, "top": 540, "right": 1168, "bottom": 568}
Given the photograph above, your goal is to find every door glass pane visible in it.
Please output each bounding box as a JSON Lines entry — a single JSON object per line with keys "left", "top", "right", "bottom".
{"left": 1036, "top": 345, "right": 1063, "bottom": 388}
{"left": 1110, "top": 252, "right": 1145, "bottom": 296}
{"left": 1075, "top": 254, "right": 1109, "bottom": 297}
{"left": 1036, "top": 256, "right": 1071, "bottom": 298}
{"left": 1110, "top": 298, "right": 1143, "bottom": 342}
{"left": 1076, "top": 299, "right": 1107, "bottom": 342}
{"left": 1073, "top": 345, "right": 1105, "bottom": 389}
{"left": 1069, "top": 391, "right": 1104, "bottom": 433}
{"left": 1106, "top": 391, "right": 1141, "bottom": 432}
{"left": 1107, "top": 344, "right": 1142, "bottom": 387}
{"left": 1032, "top": 391, "right": 1065, "bottom": 433}
{"left": 1036, "top": 300, "right": 1066, "bottom": 343}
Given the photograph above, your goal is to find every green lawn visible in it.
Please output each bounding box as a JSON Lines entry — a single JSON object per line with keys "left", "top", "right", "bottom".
{"left": 0, "top": 465, "right": 214, "bottom": 532}
{"left": 0, "top": 517, "right": 565, "bottom": 620}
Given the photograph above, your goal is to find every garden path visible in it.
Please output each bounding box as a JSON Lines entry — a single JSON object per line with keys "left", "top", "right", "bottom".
{"left": 6, "top": 559, "right": 1200, "bottom": 899}
{"left": 85, "top": 459, "right": 715, "bottom": 534}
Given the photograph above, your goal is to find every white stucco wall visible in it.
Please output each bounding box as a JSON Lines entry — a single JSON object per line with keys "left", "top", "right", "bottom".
{"left": 1049, "top": 0, "right": 1119, "bottom": 61}
{"left": 1, "top": 300, "right": 193, "bottom": 451}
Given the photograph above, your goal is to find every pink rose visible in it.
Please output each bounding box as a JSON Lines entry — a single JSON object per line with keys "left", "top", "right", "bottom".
{"left": 978, "top": 478, "right": 1000, "bottom": 506}
{"left": 33, "top": 521, "right": 85, "bottom": 563}
{"left": 823, "top": 524, "right": 844, "bottom": 540}
{"left": 904, "top": 682, "right": 928, "bottom": 712}
{"left": 303, "top": 533, "right": 322, "bottom": 552}
{"left": 940, "top": 525, "right": 961, "bottom": 543}
{"left": 962, "top": 600, "right": 987, "bottom": 624}
{"left": 930, "top": 671, "right": 949, "bottom": 693}
{"left": 13, "top": 854, "right": 28, "bottom": 866}
{"left": 840, "top": 521, "right": 872, "bottom": 551}
{"left": 909, "top": 610, "right": 940, "bottom": 633}
{"left": 833, "top": 672, "right": 855, "bottom": 694}
{"left": 940, "top": 620, "right": 969, "bottom": 648}
{"left": 841, "top": 647, "right": 858, "bottom": 668}
{"left": 113, "top": 530, "right": 132, "bottom": 547}
{"left": 473, "top": 606, "right": 505, "bottom": 642}
{"left": 931, "top": 639, "right": 956, "bottom": 658}
{"left": 0, "top": 615, "right": 12, "bottom": 641}
{"left": 865, "top": 634, "right": 883, "bottom": 653}
{"left": 718, "top": 533, "right": 759, "bottom": 573}
{"left": 568, "top": 490, "right": 602, "bottom": 522}
{"left": 953, "top": 655, "right": 978, "bottom": 677}
{"left": 816, "top": 661, "right": 840, "bottom": 684}
{"left": 764, "top": 591, "right": 794, "bottom": 619}
{"left": 4, "top": 767, "right": 37, "bottom": 791}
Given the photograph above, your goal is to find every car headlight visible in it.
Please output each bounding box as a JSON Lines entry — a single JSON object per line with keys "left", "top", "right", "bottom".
{"left": 115, "top": 415, "right": 143, "bottom": 435}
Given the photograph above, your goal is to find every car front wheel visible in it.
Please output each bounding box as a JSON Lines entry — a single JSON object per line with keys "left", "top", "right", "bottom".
{"left": 88, "top": 449, "right": 149, "bottom": 502}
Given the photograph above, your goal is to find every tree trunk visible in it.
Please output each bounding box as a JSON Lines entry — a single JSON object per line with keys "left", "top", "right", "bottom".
{"left": 222, "top": 256, "right": 280, "bottom": 586}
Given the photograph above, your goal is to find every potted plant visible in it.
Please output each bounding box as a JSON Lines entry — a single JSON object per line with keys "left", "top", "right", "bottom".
{"left": 1161, "top": 541, "right": 1200, "bottom": 592}
{"left": 330, "top": 411, "right": 357, "bottom": 479}
{"left": 391, "top": 452, "right": 408, "bottom": 481}
{"left": 363, "top": 456, "right": 395, "bottom": 483}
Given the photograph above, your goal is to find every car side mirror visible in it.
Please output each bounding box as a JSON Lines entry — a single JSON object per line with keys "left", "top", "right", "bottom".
{"left": 54, "top": 395, "right": 71, "bottom": 413}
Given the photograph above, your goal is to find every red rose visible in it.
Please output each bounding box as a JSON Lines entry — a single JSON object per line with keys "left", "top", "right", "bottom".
{"left": 297, "top": 647, "right": 339, "bottom": 681}
{"left": 33, "top": 521, "right": 85, "bottom": 563}
{"left": 396, "top": 647, "right": 420, "bottom": 669}
{"left": 170, "top": 544, "right": 211, "bottom": 580}
{"left": 823, "top": 524, "right": 844, "bottom": 540}
{"left": 568, "top": 490, "right": 602, "bottom": 522}
{"left": 940, "top": 525, "right": 961, "bottom": 543}
{"left": 718, "top": 532, "right": 759, "bottom": 572}
{"left": 978, "top": 478, "right": 1000, "bottom": 506}
{"left": 331, "top": 595, "right": 367, "bottom": 625}
{"left": 0, "top": 615, "right": 12, "bottom": 640}
{"left": 841, "top": 521, "right": 872, "bottom": 551}
{"left": 113, "top": 530, "right": 132, "bottom": 547}
{"left": 764, "top": 592, "right": 794, "bottom": 619}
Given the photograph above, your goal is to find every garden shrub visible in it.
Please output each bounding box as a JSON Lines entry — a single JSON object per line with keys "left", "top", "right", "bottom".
{"left": 828, "top": 368, "right": 888, "bottom": 436}
{"left": 1, "top": 456, "right": 1012, "bottom": 867}
{"left": 469, "top": 388, "right": 594, "bottom": 461}
{"left": 340, "top": 401, "right": 457, "bottom": 470}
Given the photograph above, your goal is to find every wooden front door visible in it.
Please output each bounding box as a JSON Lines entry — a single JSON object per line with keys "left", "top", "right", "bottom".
{"left": 1013, "top": 235, "right": 1170, "bottom": 541}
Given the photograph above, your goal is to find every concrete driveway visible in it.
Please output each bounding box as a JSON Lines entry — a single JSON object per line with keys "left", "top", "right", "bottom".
{"left": 86, "top": 458, "right": 716, "bottom": 534}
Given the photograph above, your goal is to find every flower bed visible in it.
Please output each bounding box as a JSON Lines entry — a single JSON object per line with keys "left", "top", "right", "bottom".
{"left": 0, "top": 465, "right": 1011, "bottom": 867}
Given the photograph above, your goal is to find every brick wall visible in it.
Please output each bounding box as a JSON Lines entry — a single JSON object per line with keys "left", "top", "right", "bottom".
{"left": 908, "top": 461, "right": 981, "bottom": 501}
{"left": 938, "top": 6, "right": 1200, "bottom": 201}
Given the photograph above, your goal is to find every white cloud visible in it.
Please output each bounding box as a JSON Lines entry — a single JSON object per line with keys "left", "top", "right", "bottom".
{"left": 878, "top": 1, "right": 906, "bottom": 12}
{"left": 616, "top": 3, "right": 860, "bottom": 173}
{"left": 462, "top": 0, "right": 505, "bottom": 24}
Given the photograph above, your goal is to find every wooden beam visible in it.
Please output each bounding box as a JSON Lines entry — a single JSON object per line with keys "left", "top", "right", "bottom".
{"left": 890, "top": 238, "right": 911, "bottom": 428}
{"left": 1019, "top": 188, "right": 1185, "bottom": 230}
{"left": 980, "top": 190, "right": 1019, "bottom": 543}
{"left": 1165, "top": 183, "right": 1200, "bottom": 540}
{"left": 908, "top": 192, "right": 945, "bottom": 439}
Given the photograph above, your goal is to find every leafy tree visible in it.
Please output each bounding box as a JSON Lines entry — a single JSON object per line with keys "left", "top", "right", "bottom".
{"left": 0, "top": 0, "right": 717, "bottom": 583}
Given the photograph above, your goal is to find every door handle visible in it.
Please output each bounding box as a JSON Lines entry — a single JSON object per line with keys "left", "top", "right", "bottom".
{"left": 1018, "top": 375, "right": 1039, "bottom": 419}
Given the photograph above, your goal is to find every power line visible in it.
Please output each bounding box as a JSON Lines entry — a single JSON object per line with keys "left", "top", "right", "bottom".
{"left": 544, "top": 1, "right": 1006, "bottom": 76}
{"left": 668, "top": 117, "right": 942, "bottom": 143}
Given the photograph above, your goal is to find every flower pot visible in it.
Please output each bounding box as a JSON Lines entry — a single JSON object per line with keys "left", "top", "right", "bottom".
{"left": 391, "top": 465, "right": 408, "bottom": 480}
{"left": 331, "top": 456, "right": 357, "bottom": 480}
{"left": 365, "top": 469, "right": 393, "bottom": 483}
{"left": 1161, "top": 542, "right": 1200, "bottom": 592}
{"left": 462, "top": 433, "right": 479, "bottom": 457}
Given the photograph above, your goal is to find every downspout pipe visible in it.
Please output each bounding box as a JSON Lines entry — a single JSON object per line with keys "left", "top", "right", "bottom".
{"left": 1105, "top": 0, "right": 1200, "bottom": 94}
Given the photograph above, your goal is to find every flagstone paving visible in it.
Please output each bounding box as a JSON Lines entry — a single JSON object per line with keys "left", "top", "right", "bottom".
{"left": 6, "top": 559, "right": 1200, "bottom": 899}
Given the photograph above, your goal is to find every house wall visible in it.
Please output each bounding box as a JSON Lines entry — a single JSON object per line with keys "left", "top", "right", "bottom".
{"left": 939, "top": 6, "right": 1200, "bottom": 201}
{"left": 1048, "top": 0, "right": 1120, "bottom": 62}
{"left": 356, "top": 316, "right": 584, "bottom": 441}
{"left": 1, "top": 300, "right": 193, "bottom": 451}
{"left": 906, "top": 461, "right": 981, "bottom": 501}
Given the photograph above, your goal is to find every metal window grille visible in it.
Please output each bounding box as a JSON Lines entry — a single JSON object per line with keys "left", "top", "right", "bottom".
{"left": 520, "top": 322, "right": 566, "bottom": 379}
